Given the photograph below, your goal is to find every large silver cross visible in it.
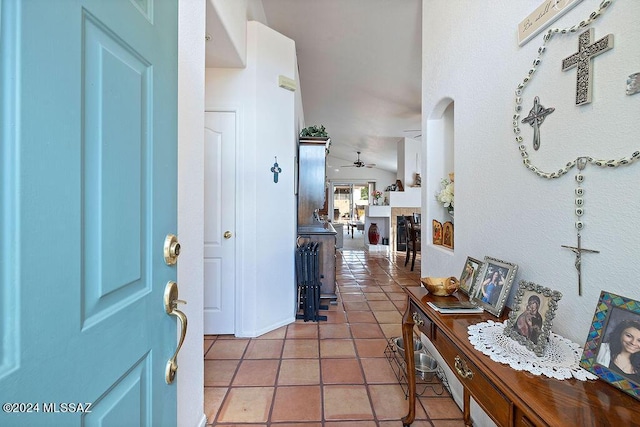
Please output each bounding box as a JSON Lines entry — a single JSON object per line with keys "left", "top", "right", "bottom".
{"left": 561, "top": 233, "right": 599, "bottom": 296}
{"left": 522, "top": 96, "right": 555, "bottom": 150}
{"left": 562, "top": 28, "right": 613, "bottom": 106}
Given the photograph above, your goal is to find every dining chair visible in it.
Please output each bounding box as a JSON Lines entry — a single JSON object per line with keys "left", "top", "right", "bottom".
{"left": 404, "top": 216, "right": 421, "bottom": 271}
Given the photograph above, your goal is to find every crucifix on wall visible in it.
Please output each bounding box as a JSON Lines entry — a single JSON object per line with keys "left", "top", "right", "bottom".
{"left": 271, "top": 157, "right": 282, "bottom": 183}
{"left": 522, "top": 96, "right": 555, "bottom": 151}
{"left": 561, "top": 233, "right": 599, "bottom": 296}
{"left": 562, "top": 28, "right": 613, "bottom": 105}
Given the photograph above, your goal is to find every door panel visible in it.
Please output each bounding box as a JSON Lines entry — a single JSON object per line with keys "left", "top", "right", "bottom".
{"left": 82, "top": 10, "right": 150, "bottom": 328}
{"left": 0, "top": 1, "right": 178, "bottom": 425}
{"left": 204, "top": 112, "right": 236, "bottom": 334}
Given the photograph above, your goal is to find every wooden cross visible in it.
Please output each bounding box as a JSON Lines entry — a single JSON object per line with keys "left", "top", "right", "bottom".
{"left": 561, "top": 233, "right": 599, "bottom": 296}
{"left": 271, "top": 157, "right": 282, "bottom": 183}
{"left": 522, "top": 96, "right": 555, "bottom": 150}
{"left": 562, "top": 28, "right": 613, "bottom": 106}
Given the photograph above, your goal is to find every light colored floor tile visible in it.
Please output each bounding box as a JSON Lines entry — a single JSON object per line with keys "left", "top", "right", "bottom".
{"left": 270, "top": 385, "right": 322, "bottom": 422}
{"left": 216, "top": 387, "right": 274, "bottom": 423}
{"left": 278, "top": 359, "right": 320, "bottom": 385}
{"left": 319, "top": 323, "right": 351, "bottom": 339}
{"left": 243, "top": 339, "right": 284, "bottom": 359}
{"left": 282, "top": 339, "right": 319, "bottom": 359}
{"left": 323, "top": 385, "right": 374, "bottom": 421}
{"left": 205, "top": 339, "right": 249, "bottom": 359}
{"left": 373, "top": 310, "right": 403, "bottom": 324}
{"left": 204, "top": 359, "right": 239, "bottom": 387}
{"left": 354, "top": 338, "right": 389, "bottom": 358}
{"left": 203, "top": 387, "right": 227, "bottom": 423}
{"left": 232, "top": 359, "right": 279, "bottom": 386}
{"left": 320, "top": 339, "right": 356, "bottom": 358}
{"left": 360, "top": 357, "right": 399, "bottom": 384}
{"left": 321, "top": 358, "right": 364, "bottom": 384}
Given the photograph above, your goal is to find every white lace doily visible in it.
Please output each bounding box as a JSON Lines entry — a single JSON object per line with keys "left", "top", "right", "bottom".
{"left": 467, "top": 320, "right": 597, "bottom": 381}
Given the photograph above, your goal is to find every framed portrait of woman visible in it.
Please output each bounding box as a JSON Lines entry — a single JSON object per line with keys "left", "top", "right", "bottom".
{"left": 470, "top": 256, "right": 518, "bottom": 317}
{"left": 580, "top": 291, "right": 640, "bottom": 401}
{"left": 503, "top": 281, "right": 562, "bottom": 356}
{"left": 458, "top": 256, "right": 482, "bottom": 296}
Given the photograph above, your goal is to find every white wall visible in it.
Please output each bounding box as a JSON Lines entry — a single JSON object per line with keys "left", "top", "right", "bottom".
{"left": 398, "top": 137, "right": 422, "bottom": 188}
{"left": 205, "top": 21, "right": 298, "bottom": 337}
{"left": 422, "top": 1, "right": 640, "bottom": 346}
{"left": 205, "top": 0, "right": 248, "bottom": 67}
{"left": 422, "top": 4, "right": 640, "bottom": 425}
{"left": 177, "top": 0, "right": 206, "bottom": 426}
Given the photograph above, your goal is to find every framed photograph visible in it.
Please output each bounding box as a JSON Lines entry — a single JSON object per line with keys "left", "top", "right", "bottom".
{"left": 442, "top": 221, "right": 453, "bottom": 249}
{"left": 470, "top": 256, "right": 518, "bottom": 317}
{"left": 580, "top": 291, "right": 640, "bottom": 401}
{"left": 432, "top": 220, "right": 442, "bottom": 245}
{"left": 458, "top": 257, "right": 482, "bottom": 296}
{"left": 503, "top": 281, "right": 562, "bottom": 356}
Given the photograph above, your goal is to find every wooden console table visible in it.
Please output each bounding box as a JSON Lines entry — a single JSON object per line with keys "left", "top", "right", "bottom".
{"left": 401, "top": 286, "right": 640, "bottom": 426}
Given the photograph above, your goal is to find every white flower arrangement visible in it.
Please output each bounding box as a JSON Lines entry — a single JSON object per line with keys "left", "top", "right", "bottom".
{"left": 435, "top": 173, "right": 454, "bottom": 214}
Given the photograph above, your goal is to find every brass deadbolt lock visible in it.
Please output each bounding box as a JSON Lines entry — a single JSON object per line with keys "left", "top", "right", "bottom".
{"left": 164, "top": 234, "right": 181, "bottom": 265}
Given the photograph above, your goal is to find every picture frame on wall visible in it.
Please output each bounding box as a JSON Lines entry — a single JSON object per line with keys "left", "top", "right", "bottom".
{"left": 458, "top": 257, "right": 482, "bottom": 296}
{"left": 432, "top": 220, "right": 442, "bottom": 245}
{"left": 580, "top": 291, "right": 640, "bottom": 401}
{"left": 442, "top": 221, "right": 453, "bottom": 249}
{"left": 503, "top": 280, "right": 563, "bottom": 356}
{"left": 470, "top": 256, "right": 518, "bottom": 317}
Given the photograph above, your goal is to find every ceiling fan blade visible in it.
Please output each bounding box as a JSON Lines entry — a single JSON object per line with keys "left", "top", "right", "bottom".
{"left": 365, "top": 164, "right": 377, "bottom": 168}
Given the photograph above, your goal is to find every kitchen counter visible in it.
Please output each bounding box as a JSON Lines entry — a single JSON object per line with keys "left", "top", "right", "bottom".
{"left": 297, "top": 222, "right": 337, "bottom": 235}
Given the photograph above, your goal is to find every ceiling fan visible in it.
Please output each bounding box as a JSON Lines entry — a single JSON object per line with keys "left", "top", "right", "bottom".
{"left": 341, "top": 151, "right": 376, "bottom": 168}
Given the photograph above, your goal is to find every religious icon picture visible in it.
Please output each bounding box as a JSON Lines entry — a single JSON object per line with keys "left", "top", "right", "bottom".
{"left": 470, "top": 256, "right": 518, "bottom": 317}
{"left": 442, "top": 221, "right": 453, "bottom": 249}
{"left": 458, "top": 257, "right": 482, "bottom": 296}
{"left": 580, "top": 291, "right": 640, "bottom": 401}
{"left": 503, "top": 281, "right": 562, "bottom": 357}
{"left": 432, "top": 220, "right": 442, "bottom": 245}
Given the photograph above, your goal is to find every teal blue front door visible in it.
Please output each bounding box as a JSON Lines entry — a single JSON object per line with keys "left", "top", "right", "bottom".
{"left": 0, "top": 0, "right": 179, "bottom": 426}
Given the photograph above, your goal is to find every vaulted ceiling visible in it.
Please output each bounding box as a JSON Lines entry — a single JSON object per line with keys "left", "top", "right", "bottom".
{"left": 261, "top": 0, "right": 422, "bottom": 173}
{"left": 205, "top": 0, "right": 423, "bottom": 173}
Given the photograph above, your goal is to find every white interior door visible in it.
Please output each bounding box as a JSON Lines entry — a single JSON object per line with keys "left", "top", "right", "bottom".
{"left": 204, "top": 111, "right": 236, "bottom": 334}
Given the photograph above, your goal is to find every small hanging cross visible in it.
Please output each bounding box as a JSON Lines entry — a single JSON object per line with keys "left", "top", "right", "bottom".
{"left": 561, "top": 233, "right": 599, "bottom": 296}
{"left": 270, "top": 157, "right": 282, "bottom": 183}
{"left": 522, "top": 96, "right": 555, "bottom": 150}
{"left": 562, "top": 28, "right": 613, "bottom": 105}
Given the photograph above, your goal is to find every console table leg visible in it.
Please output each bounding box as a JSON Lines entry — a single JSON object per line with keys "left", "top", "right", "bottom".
{"left": 401, "top": 296, "right": 416, "bottom": 426}
{"left": 463, "top": 388, "right": 472, "bottom": 427}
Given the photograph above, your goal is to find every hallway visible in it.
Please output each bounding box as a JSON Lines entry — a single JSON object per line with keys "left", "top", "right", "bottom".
{"left": 203, "top": 249, "right": 464, "bottom": 426}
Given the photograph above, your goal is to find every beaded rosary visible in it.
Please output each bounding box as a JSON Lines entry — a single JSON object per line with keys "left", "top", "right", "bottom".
{"left": 511, "top": 0, "right": 639, "bottom": 295}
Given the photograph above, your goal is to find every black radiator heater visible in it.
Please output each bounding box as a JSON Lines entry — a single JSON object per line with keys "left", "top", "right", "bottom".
{"left": 295, "top": 242, "right": 328, "bottom": 322}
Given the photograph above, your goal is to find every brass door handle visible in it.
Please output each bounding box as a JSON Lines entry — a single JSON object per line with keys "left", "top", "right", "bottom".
{"left": 164, "top": 281, "right": 188, "bottom": 384}
{"left": 224, "top": 231, "right": 232, "bottom": 239}
{"left": 454, "top": 355, "right": 474, "bottom": 379}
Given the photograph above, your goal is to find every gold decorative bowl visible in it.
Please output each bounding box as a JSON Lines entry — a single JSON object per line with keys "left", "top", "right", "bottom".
{"left": 421, "top": 276, "right": 460, "bottom": 296}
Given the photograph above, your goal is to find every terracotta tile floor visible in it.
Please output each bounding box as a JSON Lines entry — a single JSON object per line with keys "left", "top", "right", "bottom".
{"left": 204, "top": 249, "right": 465, "bottom": 426}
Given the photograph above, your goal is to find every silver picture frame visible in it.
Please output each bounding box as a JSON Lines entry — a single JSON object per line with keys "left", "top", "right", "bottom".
{"left": 503, "top": 280, "right": 563, "bottom": 357}
{"left": 458, "top": 256, "right": 482, "bottom": 296}
{"left": 470, "top": 256, "right": 518, "bottom": 317}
